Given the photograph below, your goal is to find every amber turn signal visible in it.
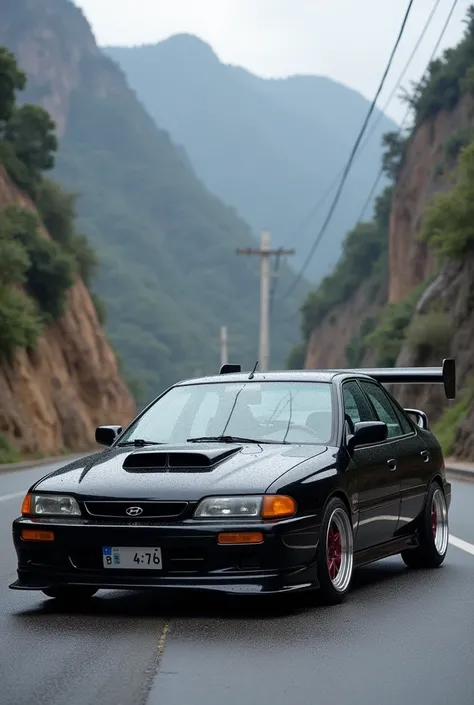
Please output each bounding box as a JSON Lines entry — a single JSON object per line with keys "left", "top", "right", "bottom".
{"left": 262, "top": 495, "right": 296, "bottom": 519}
{"left": 21, "top": 529, "right": 54, "bottom": 542}
{"left": 218, "top": 532, "right": 264, "bottom": 545}
{"left": 21, "top": 494, "right": 32, "bottom": 516}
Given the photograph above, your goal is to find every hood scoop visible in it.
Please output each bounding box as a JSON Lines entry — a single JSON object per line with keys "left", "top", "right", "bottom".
{"left": 122, "top": 447, "right": 240, "bottom": 473}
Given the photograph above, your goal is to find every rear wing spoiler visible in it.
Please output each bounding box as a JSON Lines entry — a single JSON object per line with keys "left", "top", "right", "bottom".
{"left": 329, "top": 358, "right": 456, "bottom": 399}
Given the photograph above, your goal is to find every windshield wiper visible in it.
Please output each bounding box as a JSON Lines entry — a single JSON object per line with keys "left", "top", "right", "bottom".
{"left": 186, "top": 435, "right": 284, "bottom": 445}
{"left": 117, "top": 439, "right": 164, "bottom": 447}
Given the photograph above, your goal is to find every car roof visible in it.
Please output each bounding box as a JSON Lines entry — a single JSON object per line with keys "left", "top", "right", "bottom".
{"left": 174, "top": 370, "right": 376, "bottom": 386}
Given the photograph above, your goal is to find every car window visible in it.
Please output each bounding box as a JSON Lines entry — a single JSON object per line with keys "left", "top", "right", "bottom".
{"left": 385, "top": 393, "right": 414, "bottom": 435}
{"left": 118, "top": 381, "right": 334, "bottom": 445}
{"left": 188, "top": 391, "right": 220, "bottom": 437}
{"left": 134, "top": 389, "right": 193, "bottom": 440}
{"left": 342, "top": 381, "right": 373, "bottom": 430}
{"left": 359, "top": 382, "right": 404, "bottom": 438}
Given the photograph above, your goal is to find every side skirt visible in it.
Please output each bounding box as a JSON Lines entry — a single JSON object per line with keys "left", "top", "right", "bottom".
{"left": 354, "top": 535, "right": 418, "bottom": 569}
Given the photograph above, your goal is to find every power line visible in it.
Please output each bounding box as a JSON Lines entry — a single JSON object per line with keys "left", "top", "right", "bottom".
{"left": 280, "top": 0, "right": 443, "bottom": 256}
{"left": 358, "top": 0, "right": 460, "bottom": 223}
{"left": 277, "top": 0, "right": 415, "bottom": 304}
{"left": 269, "top": 0, "right": 441, "bottom": 317}
{"left": 279, "top": 0, "right": 460, "bottom": 325}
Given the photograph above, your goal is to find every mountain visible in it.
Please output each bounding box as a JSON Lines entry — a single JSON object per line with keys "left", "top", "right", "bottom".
{"left": 104, "top": 35, "right": 398, "bottom": 284}
{"left": 0, "top": 0, "right": 308, "bottom": 403}
{"left": 0, "top": 45, "right": 135, "bottom": 461}
{"left": 296, "top": 4, "right": 474, "bottom": 460}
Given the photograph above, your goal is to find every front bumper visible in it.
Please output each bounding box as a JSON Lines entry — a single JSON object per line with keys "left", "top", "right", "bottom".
{"left": 10, "top": 515, "right": 321, "bottom": 595}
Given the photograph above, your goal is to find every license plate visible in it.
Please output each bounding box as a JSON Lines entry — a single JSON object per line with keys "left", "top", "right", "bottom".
{"left": 102, "top": 546, "right": 162, "bottom": 570}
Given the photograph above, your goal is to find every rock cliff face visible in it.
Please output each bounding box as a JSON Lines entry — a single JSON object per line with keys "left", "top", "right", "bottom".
{"left": 304, "top": 280, "right": 386, "bottom": 369}
{"left": 0, "top": 166, "right": 135, "bottom": 456}
{"left": 303, "top": 94, "right": 474, "bottom": 457}
{"left": 1, "top": 0, "right": 97, "bottom": 137}
{"left": 387, "top": 257, "right": 474, "bottom": 419}
{"left": 388, "top": 97, "right": 473, "bottom": 303}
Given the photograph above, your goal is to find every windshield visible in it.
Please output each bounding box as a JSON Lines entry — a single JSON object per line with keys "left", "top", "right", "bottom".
{"left": 119, "top": 381, "right": 333, "bottom": 446}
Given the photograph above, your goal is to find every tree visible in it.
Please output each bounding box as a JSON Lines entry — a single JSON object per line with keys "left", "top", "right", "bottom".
{"left": 5, "top": 104, "right": 58, "bottom": 176}
{"left": 37, "top": 178, "right": 77, "bottom": 247}
{"left": 1, "top": 205, "right": 75, "bottom": 319}
{"left": 421, "top": 140, "right": 474, "bottom": 258}
{"left": 381, "top": 132, "right": 406, "bottom": 180}
{"left": 0, "top": 47, "right": 26, "bottom": 123}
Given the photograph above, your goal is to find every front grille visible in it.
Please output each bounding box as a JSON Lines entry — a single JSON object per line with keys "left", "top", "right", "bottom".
{"left": 83, "top": 501, "right": 188, "bottom": 519}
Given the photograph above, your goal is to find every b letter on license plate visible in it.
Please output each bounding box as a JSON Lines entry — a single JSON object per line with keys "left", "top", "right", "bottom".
{"left": 102, "top": 546, "right": 162, "bottom": 569}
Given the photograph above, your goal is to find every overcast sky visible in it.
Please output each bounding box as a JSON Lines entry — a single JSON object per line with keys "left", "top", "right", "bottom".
{"left": 75, "top": 0, "right": 470, "bottom": 122}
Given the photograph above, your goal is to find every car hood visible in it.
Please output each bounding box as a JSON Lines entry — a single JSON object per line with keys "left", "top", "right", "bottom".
{"left": 31, "top": 443, "right": 328, "bottom": 501}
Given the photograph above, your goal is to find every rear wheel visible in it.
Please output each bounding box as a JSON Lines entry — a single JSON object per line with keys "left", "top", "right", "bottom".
{"left": 41, "top": 586, "right": 98, "bottom": 601}
{"left": 316, "top": 497, "right": 354, "bottom": 604}
{"left": 401, "top": 483, "right": 449, "bottom": 569}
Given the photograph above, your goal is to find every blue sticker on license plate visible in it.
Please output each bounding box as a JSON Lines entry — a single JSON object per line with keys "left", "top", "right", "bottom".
{"left": 102, "top": 546, "right": 163, "bottom": 569}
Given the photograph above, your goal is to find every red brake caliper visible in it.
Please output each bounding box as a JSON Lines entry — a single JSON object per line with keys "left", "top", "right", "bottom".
{"left": 431, "top": 502, "right": 438, "bottom": 539}
{"left": 327, "top": 524, "right": 341, "bottom": 580}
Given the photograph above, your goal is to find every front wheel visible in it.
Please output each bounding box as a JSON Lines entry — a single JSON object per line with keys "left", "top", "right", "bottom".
{"left": 42, "top": 586, "right": 98, "bottom": 601}
{"left": 316, "top": 497, "right": 354, "bottom": 605}
{"left": 401, "top": 483, "right": 449, "bottom": 569}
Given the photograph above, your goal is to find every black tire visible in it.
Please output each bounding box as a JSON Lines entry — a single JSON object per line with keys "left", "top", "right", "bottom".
{"left": 42, "top": 586, "right": 98, "bottom": 601}
{"left": 401, "top": 482, "right": 449, "bottom": 569}
{"left": 316, "top": 497, "right": 354, "bottom": 605}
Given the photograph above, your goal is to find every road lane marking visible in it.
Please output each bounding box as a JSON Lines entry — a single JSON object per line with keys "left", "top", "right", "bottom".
{"left": 157, "top": 622, "right": 170, "bottom": 661}
{"left": 0, "top": 491, "right": 24, "bottom": 504}
{"left": 449, "top": 535, "right": 474, "bottom": 556}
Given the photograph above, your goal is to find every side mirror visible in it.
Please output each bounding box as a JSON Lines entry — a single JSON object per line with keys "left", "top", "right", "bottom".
{"left": 348, "top": 421, "right": 388, "bottom": 451}
{"left": 405, "top": 408, "right": 429, "bottom": 430}
{"left": 95, "top": 425, "right": 122, "bottom": 447}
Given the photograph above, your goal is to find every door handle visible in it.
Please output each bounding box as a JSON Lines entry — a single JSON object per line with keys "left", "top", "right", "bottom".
{"left": 420, "top": 450, "right": 430, "bottom": 463}
{"left": 387, "top": 459, "right": 397, "bottom": 471}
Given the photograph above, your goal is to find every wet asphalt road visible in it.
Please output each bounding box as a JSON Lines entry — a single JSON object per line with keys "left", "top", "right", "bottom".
{"left": 1, "top": 462, "right": 474, "bottom": 705}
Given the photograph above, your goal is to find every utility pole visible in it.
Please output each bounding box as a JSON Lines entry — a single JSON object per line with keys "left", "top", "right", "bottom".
{"left": 237, "top": 231, "right": 295, "bottom": 372}
{"left": 220, "top": 325, "right": 228, "bottom": 367}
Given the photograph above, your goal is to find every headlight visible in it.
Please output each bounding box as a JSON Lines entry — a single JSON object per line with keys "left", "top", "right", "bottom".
{"left": 22, "top": 493, "right": 81, "bottom": 517}
{"left": 194, "top": 496, "right": 262, "bottom": 518}
{"left": 194, "top": 495, "right": 296, "bottom": 519}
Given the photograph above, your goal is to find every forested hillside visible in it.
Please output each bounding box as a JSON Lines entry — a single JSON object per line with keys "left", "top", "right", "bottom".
{"left": 294, "top": 4, "right": 474, "bottom": 459}
{"left": 105, "top": 35, "right": 397, "bottom": 284}
{"left": 0, "top": 46, "right": 99, "bottom": 373}
{"left": 1, "top": 0, "right": 306, "bottom": 404}
{"left": 0, "top": 46, "right": 134, "bottom": 462}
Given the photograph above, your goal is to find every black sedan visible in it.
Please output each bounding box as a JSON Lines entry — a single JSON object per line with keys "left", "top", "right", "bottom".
{"left": 9, "top": 359, "right": 455, "bottom": 605}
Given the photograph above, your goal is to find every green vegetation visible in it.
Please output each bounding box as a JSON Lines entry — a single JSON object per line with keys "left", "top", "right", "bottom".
{"left": 0, "top": 47, "right": 102, "bottom": 362}
{"left": 381, "top": 132, "right": 407, "bottom": 180}
{"left": 421, "top": 140, "right": 474, "bottom": 259}
{"left": 443, "top": 128, "right": 474, "bottom": 162}
{"left": 285, "top": 342, "right": 307, "bottom": 370}
{"left": 2, "top": 0, "right": 316, "bottom": 400}
{"left": 0, "top": 434, "right": 20, "bottom": 463}
{"left": 402, "top": 6, "right": 474, "bottom": 125}
{"left": 406, "top": 310, "right": 452, "bottom": 362}
{"left": 433, "top": 379, "right": 474, "bottom": 456}
{"left": 23, "top": 35, "right": 306, "bottom": 400}
{"left": 299, "top": 186, "right": 392, "bottom": 343}
{"left": 363, "top": 282, "right": 428, "bottom": 367}
{"left": 345, "top": 316, "right": 377, "bottom": 367}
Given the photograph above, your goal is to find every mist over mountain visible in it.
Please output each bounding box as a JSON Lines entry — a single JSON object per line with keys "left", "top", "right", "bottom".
{"left": 0, "top": 1, "right": 308, "bottom": 401}
{"left": 106, "top": 35, "right": 398, "bottom": 283}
